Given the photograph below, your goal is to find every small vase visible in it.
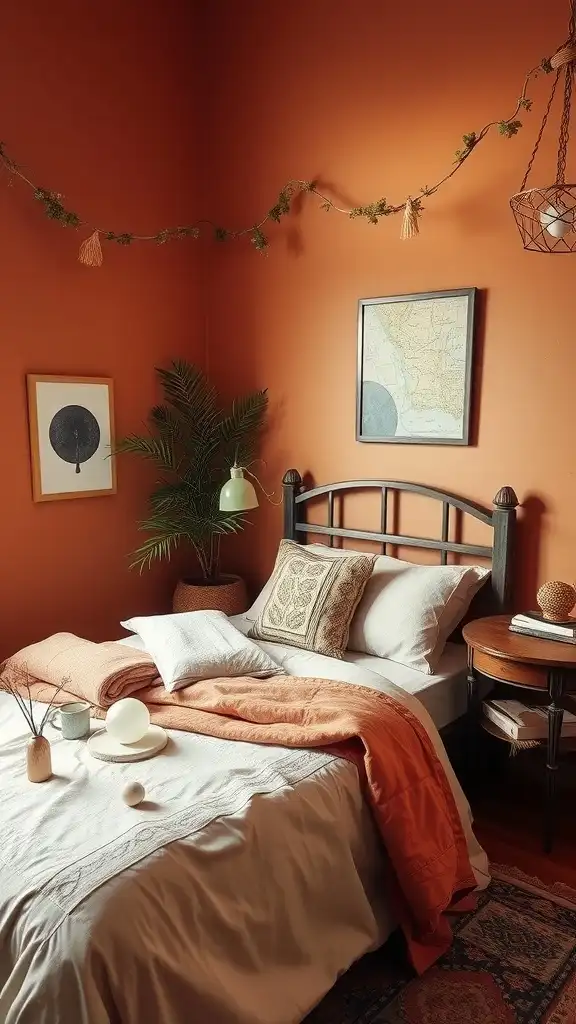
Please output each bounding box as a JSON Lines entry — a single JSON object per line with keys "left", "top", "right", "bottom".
{"left": 26, "top": 735, "right": 52, "bottom": 783}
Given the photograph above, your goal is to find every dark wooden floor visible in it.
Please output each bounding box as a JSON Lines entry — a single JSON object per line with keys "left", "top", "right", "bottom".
{"left": 469, "top": 740, "right": 576, "bottom": 889}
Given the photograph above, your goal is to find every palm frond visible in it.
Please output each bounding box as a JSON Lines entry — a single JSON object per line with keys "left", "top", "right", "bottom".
{"left": 114, "top": 434, "right": 176, "bottom": 472}
{"left": 130, "top": 533, "right": 184, "bottom": 573}
{"left": 150, "top": 376, "right": 220, "bottom": 481}
{"left": 139, "top": 507, "right": 243, "bottom": 540}
{"left": 149, "top": 404, "right": 184, "bottom": 442}
{"left": 156, "top": 361, "right": 218, "bottom": 431}
{"left": 149, "top": 481, "right": 194, "bottom": 512}
{"left": 148, "top": 483, "right": 216, "bottom": 525}
{"left": 206, "top": 512, "right": 247, "bottom": 535}
{"left": 219, "top": 390, "right": 268, "bottom": 466}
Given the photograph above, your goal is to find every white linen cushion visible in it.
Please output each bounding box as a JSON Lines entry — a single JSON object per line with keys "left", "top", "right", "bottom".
{"left": 246, "top": 543, "right": 489, "bottom": 674}
{"left": 121, "top": 609, "right": 282, "bottom": 692}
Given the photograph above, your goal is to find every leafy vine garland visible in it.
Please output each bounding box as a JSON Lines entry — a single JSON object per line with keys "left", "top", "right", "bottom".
{"left": 0, "top": 56, "right": 553, "bottom": 266}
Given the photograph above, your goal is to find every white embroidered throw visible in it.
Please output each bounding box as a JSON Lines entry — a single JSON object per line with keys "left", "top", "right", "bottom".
{"left": 0, "top": 693, "right": 336, "bottom": 940}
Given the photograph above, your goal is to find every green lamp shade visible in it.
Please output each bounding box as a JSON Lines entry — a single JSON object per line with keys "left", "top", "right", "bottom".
{"left": 219, "top": 467, "right": 259, "bottom": 511}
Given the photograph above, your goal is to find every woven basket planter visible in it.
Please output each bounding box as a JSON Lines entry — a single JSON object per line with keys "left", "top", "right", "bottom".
{"left": 172, "top": 574, "right": 247, "bottom": 616}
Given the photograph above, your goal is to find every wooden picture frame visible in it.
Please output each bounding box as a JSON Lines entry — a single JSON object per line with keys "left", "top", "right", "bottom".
{"left": 27, "top": 374, "right": 116, "bottom": 502}
{"left": 356, "top": 287, "right": 477, "bottom": 445}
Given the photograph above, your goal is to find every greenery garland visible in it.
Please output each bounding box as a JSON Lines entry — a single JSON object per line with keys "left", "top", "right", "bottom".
{"left": 0, "top": 57, "right": 553, "bottom": 266}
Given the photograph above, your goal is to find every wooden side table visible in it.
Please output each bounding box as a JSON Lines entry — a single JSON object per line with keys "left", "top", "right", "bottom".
{"left": 463, "top": 614, "right": 576, "bottom": 853}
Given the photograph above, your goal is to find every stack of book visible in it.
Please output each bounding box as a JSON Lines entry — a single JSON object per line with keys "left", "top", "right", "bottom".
{"left": 483, "top": 699, "right": 576, "bottom": 740}
{"left": 509, "top": 610, "right": 576, "bottom": 644}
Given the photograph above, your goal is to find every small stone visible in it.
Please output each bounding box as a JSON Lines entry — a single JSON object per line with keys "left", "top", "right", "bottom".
{"left": 122, "top": 781, "right": 145, "bottom": 807}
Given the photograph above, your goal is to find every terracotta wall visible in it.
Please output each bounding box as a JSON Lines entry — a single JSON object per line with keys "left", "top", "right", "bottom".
{"left": 0, "top": 1, "right": 204, "bottom": 656}
{"left": 3, "top": 1, "right": 574, "bottom": 659}
{"left": 201, "top": 0, "right": 574, "bottom": 606}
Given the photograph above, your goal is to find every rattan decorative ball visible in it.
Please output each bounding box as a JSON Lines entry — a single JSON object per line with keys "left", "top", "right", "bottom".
{"left": 536, "top": 581, "right": 576, "bottom": 622}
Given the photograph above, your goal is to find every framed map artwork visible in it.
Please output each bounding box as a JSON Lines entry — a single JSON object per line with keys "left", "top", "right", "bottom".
{"left": 356, "top": 288, "right": 476, "bottom": 445}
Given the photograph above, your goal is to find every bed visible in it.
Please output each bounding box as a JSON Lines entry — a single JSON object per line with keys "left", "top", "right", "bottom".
{"left": 0, "top": 472, "right": 518, "bottom": 1024}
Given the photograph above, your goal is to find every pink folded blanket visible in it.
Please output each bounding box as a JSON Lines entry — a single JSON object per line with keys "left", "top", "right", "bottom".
{"left": 2, "top": 632, "right": 160, "bottom": 708}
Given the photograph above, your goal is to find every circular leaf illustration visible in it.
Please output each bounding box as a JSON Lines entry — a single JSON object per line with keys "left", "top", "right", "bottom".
{"left": 49, "top": 405, "right": 101, "bottom": 474}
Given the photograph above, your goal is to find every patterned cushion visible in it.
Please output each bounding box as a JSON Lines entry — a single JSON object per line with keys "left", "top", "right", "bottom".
{"left": 248, "top": 540, "right": 375, "bottom": 658}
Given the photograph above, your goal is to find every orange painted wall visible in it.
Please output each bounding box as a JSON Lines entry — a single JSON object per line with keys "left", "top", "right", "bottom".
{"left": 0, "top": 2, "right": 204, "bottom": 657}
{"left": 3, "top": 1, "right": 574, "bottom": 660}
{"left": 201, "top": 0, "right": 575, "bottom": 606}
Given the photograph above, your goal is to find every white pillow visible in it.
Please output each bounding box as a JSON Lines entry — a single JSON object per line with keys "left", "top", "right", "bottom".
{"left": 121, "top": 610, "right": 282, "bottom": 692}
{"left": 246, "top": 543, "right": 489, "bottom": 674}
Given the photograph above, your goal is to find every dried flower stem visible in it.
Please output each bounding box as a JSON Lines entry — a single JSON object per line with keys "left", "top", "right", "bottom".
{"left": 38, "top": 677, "right": 70, "bottom": 734}
{"left": 0, "top": 662, "right": 69, "bottom": 736}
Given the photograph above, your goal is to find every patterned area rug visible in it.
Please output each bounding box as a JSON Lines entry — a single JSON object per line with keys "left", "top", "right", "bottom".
{"left": 305, "top": 866, "right": 576, "bottom": 1023}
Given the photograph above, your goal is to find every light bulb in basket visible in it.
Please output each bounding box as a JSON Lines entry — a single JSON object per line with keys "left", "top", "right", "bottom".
{"left": 539, "top": 204, "right": 574, "bottom": 239}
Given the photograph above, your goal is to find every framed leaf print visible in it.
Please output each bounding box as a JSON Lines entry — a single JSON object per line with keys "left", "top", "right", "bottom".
{"left": 27, "top": 374, "right": 116, "bottom": 501}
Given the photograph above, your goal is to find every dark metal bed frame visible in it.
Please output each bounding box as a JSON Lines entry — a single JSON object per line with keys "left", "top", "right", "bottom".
{"left": 281, "top": 469, "right": 519, "bottom": 770}
{"left": 281, "top": 469, "right": 519, "bottom": 617}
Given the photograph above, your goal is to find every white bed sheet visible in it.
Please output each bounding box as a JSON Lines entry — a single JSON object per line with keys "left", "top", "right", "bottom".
{"left": 345, "top": 645, "right": 468, "bottom": 730}
{"left": 1, "top": 634, "right": 488, "bottom": 1024}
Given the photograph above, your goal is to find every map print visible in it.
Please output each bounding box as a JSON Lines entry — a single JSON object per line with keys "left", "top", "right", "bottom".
{"left": 360, "top": 293, "right": 471, "bottom": 441}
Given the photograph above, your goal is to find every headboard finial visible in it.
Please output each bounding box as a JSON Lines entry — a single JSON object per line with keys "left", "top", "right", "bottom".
{"left": 491, "top": 485, "right": 518, "bottom": 612}
{"left": 282, "top": 469, "right": 302, "bottom": 540}
{"left": 493, "top": 486, "right": 519, "bottom": 509}
{"left": 282, "top": 468, "right": 302, "bottom": 486}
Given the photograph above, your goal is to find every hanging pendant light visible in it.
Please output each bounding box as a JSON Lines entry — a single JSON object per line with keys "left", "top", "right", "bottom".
{"left": 511, "top": 1, "right": 576, "bottom": 252}
{"left": 219, "top": 466, "right": 259, "bottom": 512}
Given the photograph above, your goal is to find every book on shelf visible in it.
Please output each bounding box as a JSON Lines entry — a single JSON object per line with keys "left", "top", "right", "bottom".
{"left": 510, "top": 611, "right": 576, "bottom": 639}
{"left": 482, "top": 699, "right": 576, "bottom": 740}
{"left": 508, "top": 624, "right": 576, "bottom": 645}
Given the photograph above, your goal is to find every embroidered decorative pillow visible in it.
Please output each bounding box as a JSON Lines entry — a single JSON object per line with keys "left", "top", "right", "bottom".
{"left": 247, "top": 540, "right": 375, "bottom": 658}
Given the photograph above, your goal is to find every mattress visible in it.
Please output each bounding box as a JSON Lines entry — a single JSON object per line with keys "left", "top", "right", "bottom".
{"left": 345, "top": 645, "right": 468, "bottom": 731}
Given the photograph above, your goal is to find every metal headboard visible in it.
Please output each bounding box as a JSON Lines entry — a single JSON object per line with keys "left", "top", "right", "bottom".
{"left": 282, "top": 470, "right": 519, "bottom": 613}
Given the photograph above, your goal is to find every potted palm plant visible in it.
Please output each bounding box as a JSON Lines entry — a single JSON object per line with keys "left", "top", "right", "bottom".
{"left": 117, "top": 360, "right": 268, "bottom": 614}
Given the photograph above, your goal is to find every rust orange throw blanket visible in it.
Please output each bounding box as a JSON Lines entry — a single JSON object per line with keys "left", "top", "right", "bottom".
{"left": 5, "top": 640, "right": 476, "bottom": 973}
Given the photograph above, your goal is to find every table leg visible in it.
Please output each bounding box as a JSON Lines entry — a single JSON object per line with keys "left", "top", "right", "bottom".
{"left": 467, "top": 645, "right": 479, "bottom": 714}
{"left": 466, "top": 646, "right": 479, "bottom": 786}
{"left": 544, "top": 670, "right": 564, "bottom": 855}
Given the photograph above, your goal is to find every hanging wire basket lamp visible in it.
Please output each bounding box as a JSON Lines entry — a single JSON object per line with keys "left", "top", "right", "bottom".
{"left": 511, "top": 1, "right": 576, "bottom": 252}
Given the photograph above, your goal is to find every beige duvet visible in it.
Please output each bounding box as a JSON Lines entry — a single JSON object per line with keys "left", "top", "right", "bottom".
{"left": 0, "top": 642, "right": 487, "bottom": 1024}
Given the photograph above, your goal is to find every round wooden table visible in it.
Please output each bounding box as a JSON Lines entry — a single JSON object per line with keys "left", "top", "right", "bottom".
{"left": 463, "top": 614, "right": 576, "bottom": 853}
